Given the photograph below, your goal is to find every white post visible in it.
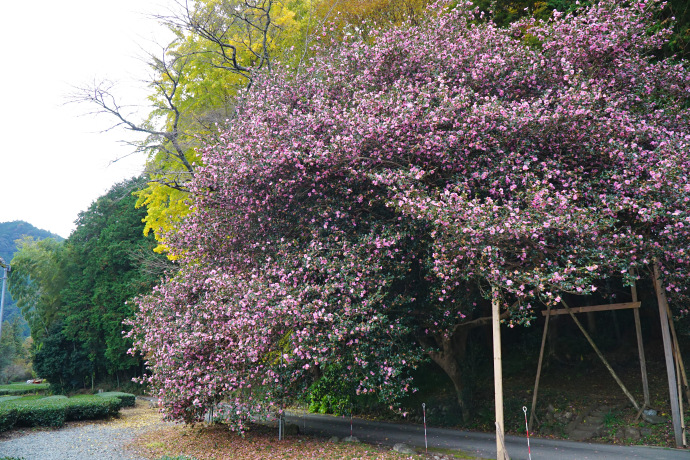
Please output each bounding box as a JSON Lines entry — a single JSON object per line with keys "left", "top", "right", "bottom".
{"left": 492, "top": 288, "right": 508, "bottom": 460}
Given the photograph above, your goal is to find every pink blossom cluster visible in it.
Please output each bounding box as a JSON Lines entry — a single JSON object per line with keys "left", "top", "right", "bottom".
{"left": 129, "top": 0, "right": 690, "bottom": 427}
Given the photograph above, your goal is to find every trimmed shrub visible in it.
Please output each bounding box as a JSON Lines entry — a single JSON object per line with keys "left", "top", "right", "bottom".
{"left": 7, "top": 398, "right": 67, "bottom": 428}
{"left": 13, "top": 395, "right": 43, "bottom": 401}
{"left": 66, "top": 395, "right": 121, "bottom": 420}
{"left": 0, "top": 394, "right": 123, "bottom": 431}
{"left": 0, "top": 396, "right": 22, "bottom": 403}
{"left": 97, "top": 392, "right": 135, "bottom": 408}
{"left": 42, "top": 395, "right": 68, "bottom": 401}
{"left": 0, "top": 405, "right": 18, "bottom": 432}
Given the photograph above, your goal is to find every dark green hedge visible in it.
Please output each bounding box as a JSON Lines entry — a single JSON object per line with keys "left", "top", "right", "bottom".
{"left": 67, "top": 395, "right": 121, "bottom": 420}
{"left": 0, "top": 406, "right": 18, "bottom": 431}
{"left": 97, "top": 392, "right": 136, "bottom": 407}
{"left": 0, "top": 395, "right": 123, "bottom": 432}
{"left": 8, "top": 399, "right": 67, "bottom": 428}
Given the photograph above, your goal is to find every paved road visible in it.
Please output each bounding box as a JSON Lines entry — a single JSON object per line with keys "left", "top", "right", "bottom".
{"left": 285, "top": 411, "right": 689, "bottom": 459}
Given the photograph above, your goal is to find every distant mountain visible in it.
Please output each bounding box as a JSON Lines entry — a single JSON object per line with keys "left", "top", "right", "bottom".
{"left": 0, "top": 221, "right": 63, "bottom": 265}
{"left": 0, "top": 221, "right": 63, "bottom": 332}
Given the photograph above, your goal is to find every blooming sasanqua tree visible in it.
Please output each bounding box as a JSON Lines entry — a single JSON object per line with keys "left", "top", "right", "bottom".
{"left": 129, "top": 0, "right": 690, "bottom": 427}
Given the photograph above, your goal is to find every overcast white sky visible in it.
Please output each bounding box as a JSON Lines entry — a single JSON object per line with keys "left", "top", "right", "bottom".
{"left": 0, "top": 0, "right": 175, "bottom": 238}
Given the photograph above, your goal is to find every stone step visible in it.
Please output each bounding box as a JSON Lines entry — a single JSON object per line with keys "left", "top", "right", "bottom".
{"left": 581, "top": 416, "right": 604, "bottom": 426}
{"left": 568, "top": 428, "right": 600, "bottom": 441}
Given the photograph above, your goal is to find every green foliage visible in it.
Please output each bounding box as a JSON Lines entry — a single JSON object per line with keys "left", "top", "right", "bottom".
{"left": 9, "top": 177, "right": 167, "bottom": 389}
{"left": 307, "top": 383, "right": 352, "bottom": 416}
{"left": 97, "top": 391, "right": 136, "bottom": 407}
{"left": 656, "top": 0, "right": 690, "bottom": 61}
{"left": 305, "top": 364, "right": 380, "bottom": 416}
{"left": 0, "top": 405, "right": 18, "bottom": 432}
{"left": 32, "top": 322, "right": 92, "bottom": 392}
{"left": 0, "top": 219, "right": 63, "bottom": 277}
{"left": 60, "top": 176, "right": 167, "bottom": 381}
{"left": 603, "top": 409, "right": 623, "bottom": 428}
{"left": 8, "top": 237, "right": 67, "bottom": 344}
{"left": 0, "top": 320, "right": 32, "bottom": 384}
{"left": 41, "top": 395, "right": 68, "bottom": 401}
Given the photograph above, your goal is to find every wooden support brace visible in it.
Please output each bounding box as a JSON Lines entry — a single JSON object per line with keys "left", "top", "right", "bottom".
{"left": 561, "top": 300, "right": 641, "bottom": 412}
{"left": 541, "top": 302, "right": 640, "bottom": 316}
{"left": 652, "top": 261, "right": 683, "bottom": 448}
{"left": 529, "top": 304, "right": 551, "bottom": 430}
{"left": 630, "top": 276, "right": 650, "bottom": 408}
{"left": 495, "top": 421, "right": 511, "bottom": 460}
{"left": 665, "top": 303, "right": 690, "bottom": 406}
{"left": 673, "top": 341, "right": 688, "bottom": 447}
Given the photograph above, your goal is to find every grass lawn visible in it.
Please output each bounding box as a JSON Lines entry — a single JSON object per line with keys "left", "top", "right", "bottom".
{"left": 0, "top": 383, "right": 49, "bottom": 396}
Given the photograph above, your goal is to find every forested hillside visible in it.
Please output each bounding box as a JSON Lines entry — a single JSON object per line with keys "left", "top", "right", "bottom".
{"left": 8, "top": 177, "right": 169, "bottom": 391}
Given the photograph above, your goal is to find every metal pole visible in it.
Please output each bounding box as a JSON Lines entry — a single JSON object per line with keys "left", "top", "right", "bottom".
{"left": 422, "top": 403, "right": 428, "bottom": 454}
{"left": 350, "top": 404, "right": 353, "bottom": 438}
{"left": 523, "top": 406, "right": 532, "bottom": 460}
{"left": 0, "top": 264, "right": 9, "bottom": 341}
{"left": 279, "top": 352, "right": 284, "bottom": 441}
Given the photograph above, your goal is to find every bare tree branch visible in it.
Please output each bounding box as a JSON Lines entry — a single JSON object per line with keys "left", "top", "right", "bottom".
{"left": 69, "top": 46, "right": 196, "bottom": 189}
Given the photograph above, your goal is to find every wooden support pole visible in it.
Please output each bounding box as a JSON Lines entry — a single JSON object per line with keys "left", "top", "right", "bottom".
{"left": 492, "top": 289, "right": 509, "bottom": 460}
{"left": 652, "top": 262, "right": 683, "bottom": 448}
{"left": 665, "top": 303, "right": 690, "bottom": 406}
{"left": 630, "top": 278, "right": 650, "bottom": 407}
{"left": 561, "top": 300, "right": 641, "bottom": 412}
{"left": 529, "top": 304, "right": 551, "bottom": 429}
{"left": 672, "top": 340, "right": 688, "bottom": 447}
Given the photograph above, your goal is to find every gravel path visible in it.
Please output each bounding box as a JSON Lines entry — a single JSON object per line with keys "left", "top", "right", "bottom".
{"left": 0, "top": 400, "right": 169, "bottom": 460}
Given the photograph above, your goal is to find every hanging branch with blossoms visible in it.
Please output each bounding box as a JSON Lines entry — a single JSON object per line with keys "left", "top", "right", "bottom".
{"left": 128, "top": 0, "right": 690, "bottom": 428}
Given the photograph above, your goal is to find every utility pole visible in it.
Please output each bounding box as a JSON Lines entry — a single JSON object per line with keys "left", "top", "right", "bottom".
{"left": 0, "top": 256, "right": 9, "bottom": 341}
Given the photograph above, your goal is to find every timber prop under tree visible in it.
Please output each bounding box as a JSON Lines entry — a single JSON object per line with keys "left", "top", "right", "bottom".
{"left": 529, "top": 267, "right": 689, "bottom": 448}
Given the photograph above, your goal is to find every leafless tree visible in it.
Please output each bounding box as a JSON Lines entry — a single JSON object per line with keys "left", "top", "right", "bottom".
{"left": 71, "top": 0, "right": 288, "bottom": 193}
{"left": 71, "top": 48, "right": 195, "bottom": 191}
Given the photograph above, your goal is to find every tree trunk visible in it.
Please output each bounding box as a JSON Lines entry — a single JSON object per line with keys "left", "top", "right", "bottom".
{"left": 420, "top": 310, "right": 511, "bottom": 423}
{"left": 426, "top": 329, "right": 471, "bottom": 422}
